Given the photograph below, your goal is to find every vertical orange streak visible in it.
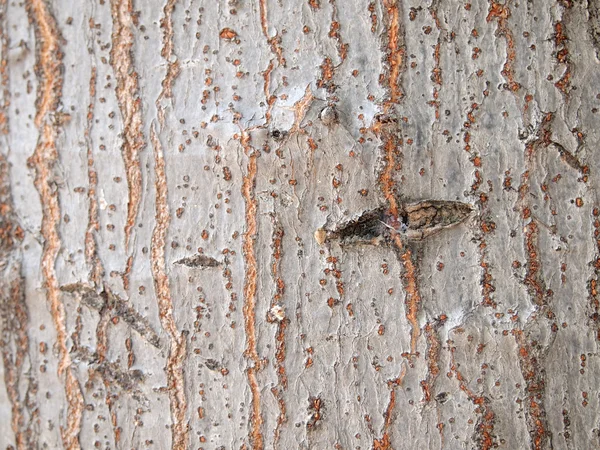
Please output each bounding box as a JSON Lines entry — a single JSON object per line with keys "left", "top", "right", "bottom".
{"left": 373, "top": 363, "right": 406, "bottom": 449}
{"left": 150, "top": 126, "right": 189, "bottom": 449}
{"left": 449, "top": 345, "right": 496, "bottom": 449}
{"left": 486, "top": 2, "right": 520, "bottom": 93}
{"left": 378, "top": 0, "right": 405, "bottom": 217}
{"left": 382, "top": 0, "right": 404, "bottom": 108}
{"left": 84, "top": 66, "right": 104, "bottom": 286}
{"left": 26, "top": 1, "right": 84, "bottom": 448}
{"left": 269, "top": 221, "right": 288, "bottom": 446}
{"left": 421, "top": 322, "right": 441, "bottom": 403}
{"left": 392, "top": 233, "right": 421, "bottom": 355}
{"left": 157, "top": 0, "right": 180, "bottom": 127}
{"left": 239, "top": 130, "right": 264, "bottom": 449}
{"left": 380, "top": 138, "right": 399, "bottom": 217}
{"left": 109, "top": 0, "right": 144, "bottom": 269}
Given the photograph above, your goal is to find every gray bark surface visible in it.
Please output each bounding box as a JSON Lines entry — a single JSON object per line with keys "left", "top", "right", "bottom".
{"left": 1, "top": 0, "right": 600, "bottom": 449}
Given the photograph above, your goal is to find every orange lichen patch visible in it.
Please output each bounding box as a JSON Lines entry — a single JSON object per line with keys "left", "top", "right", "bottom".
{"left": 480, "top": 260, "right": 497, "bottom": 307}
{"left": 271, "top": 386, "right": 287, "bottom": 447}
{"left": 219, "top": 27, "right": 237, "bottom": 40}
{"left": 524, "top": 220, "right": 546, "bottom": 306}
{"left": 554, "top": 21, "right": 567, "bottom": 46}
{"left": 307, "top": 396, "right": 324, "bottom": 429}
{"left": 328, "top": 2, "right": 348, "bottom": 62}
{"left": 514, "top": 331, "right": 550, "bottom": 450}
{"left": 317, "top": 57, "right": 334, "bottom": 89}
{"left": 554, "top": 67, "right": 571, "bottom": 94}
{"left": 553, "top": 20, "right": 572, "bottom": 95}
{"left": 432, "top": 43, "right": 442, "bottom": 86}
{"left": 421, "top": 323, "right": 441, "bottom": 403}
{"left": 368, "top": 2, "right": 378, "bottom": 33}
{"left": 486, "top": 2, "right": 520, "bottom": 92}
{"left": 382, "top": 0, "right": 405, "bottom": 108}
{"left": 267, "top": 35, "right": 286, "bottom": 67}
{"left": 308, "top": 0, "right": 320, "bottom": 9}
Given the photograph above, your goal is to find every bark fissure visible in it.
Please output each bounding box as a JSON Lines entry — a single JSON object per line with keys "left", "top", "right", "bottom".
{"left": 26, "top": 1, "right": 84, "bottom": 448}
{"left": 150, "top": 125, "right": 189, "bottom": 449}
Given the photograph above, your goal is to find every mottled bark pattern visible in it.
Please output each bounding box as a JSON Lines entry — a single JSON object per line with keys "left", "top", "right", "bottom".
{"left": 1, "top": 1, "right": 600, "bottom": 449}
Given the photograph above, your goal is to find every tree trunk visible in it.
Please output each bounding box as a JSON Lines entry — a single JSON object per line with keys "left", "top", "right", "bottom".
{"left": 1, "top": 0, "right": 599, "bottom": 449}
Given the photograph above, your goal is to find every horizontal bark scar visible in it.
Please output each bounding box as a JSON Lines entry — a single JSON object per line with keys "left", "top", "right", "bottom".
{"left": 315, "top": 200, "right": 473, "bottom": 246}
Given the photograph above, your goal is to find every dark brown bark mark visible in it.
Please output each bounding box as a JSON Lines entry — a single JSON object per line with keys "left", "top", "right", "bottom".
{"left": 61, "top": 284, "right": 161, "bottom": 348}
{"left": 150, "top": 125, "right": 189, "bottom": 449}
{"left": 25, "top": 1, "right": 84, "bottom": 448}
{"left": 174, "top": 253, "right": 221, "bottom": 269}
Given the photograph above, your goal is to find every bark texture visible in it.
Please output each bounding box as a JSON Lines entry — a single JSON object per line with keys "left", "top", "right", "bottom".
{"left": 1, "top": 0, "right": 600, "bottom": 449}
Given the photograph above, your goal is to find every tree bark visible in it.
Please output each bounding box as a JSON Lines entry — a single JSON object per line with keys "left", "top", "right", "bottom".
{"left": 1, "top": 0, "right": 600, "bottom": 449}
